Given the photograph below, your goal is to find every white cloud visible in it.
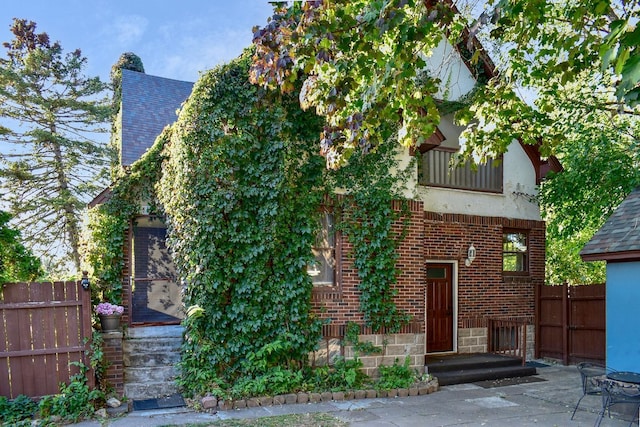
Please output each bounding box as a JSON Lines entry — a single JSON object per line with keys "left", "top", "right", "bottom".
{"left": 160, "top": 30, "right": 252, "bottom": 81}
{"left": 111, "top": 15, "right": 149, "bottom": 46}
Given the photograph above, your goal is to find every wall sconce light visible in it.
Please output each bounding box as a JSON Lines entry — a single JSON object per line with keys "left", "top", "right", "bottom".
{"left": 81, "top": 271, "right": 90, "bottom": 290}
{"left": 465, "top": 244, "right": 476, "bottom": 267}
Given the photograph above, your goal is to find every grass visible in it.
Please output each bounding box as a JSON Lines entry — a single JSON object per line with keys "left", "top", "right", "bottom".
{"left": 160, "top": 413, "right": 348, "bottom": 427}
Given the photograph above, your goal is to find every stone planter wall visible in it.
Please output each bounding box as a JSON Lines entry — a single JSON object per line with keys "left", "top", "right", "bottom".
{"left": 201, "top": 378, "right": 439, "bottom": 412}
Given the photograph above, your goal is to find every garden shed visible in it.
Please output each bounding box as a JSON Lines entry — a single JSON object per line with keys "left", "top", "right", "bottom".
{"left": 581, "top": 186, "right": 640, "bottom": 372}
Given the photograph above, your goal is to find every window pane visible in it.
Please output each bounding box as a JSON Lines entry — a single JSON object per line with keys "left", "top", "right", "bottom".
{"left": 427, "top": 267, "right": 446, "bottom": 279}
{"left": 315, "top": 212, "right": 335, "bottom": 248}
{"left": 503, "top": 231, "right": 528, "bottom": 272}
{"left": 309, "top": 211, "right": 336, "bottom": 286}
{"left": 503, "top": 232, "right": 527, "bottom": 252}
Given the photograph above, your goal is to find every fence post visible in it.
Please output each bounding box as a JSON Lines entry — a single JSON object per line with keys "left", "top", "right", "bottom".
{"left": 80, "top": 272, "right": 95, "bottom": 389}
{"left": 562, "top": 283, "right": 569, "bottom": 366}
{"left": 534, "top": 283, "right": 540, "bottom": 359}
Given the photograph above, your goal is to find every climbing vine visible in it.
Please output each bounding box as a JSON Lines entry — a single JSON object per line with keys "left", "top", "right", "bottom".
{"left": 156, "top": 51, "right": 327, "bottom": 388}
{"left": 82, "top": 130, "right": 169, "bottom": 305}
{"left": 331, "top": 140, "right": 413, "bottom": 333}
{"left": 85, "top": 48, "right": 415, "bottom": 397}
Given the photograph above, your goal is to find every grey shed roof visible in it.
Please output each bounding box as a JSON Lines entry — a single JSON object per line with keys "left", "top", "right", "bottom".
{"left": 120, "top": 69, "right": 194, "bottom": 166}
{"left": 581, "top": 186, "right": 640, "bottom": 262}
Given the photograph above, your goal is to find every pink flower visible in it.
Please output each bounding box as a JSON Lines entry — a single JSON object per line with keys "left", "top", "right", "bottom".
{"left": 95, "top": 302, "right": 124, "bottom": 316}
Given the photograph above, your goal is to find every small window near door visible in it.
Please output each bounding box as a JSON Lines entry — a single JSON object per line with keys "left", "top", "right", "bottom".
{"left": 427, "top": 267, "right": 446, "bottom": 279}
{"left": 503, "top": 230, "right": 528, "bottom": 273}
{"left": 308, "top": 211, "right": 336, "bottom": 286}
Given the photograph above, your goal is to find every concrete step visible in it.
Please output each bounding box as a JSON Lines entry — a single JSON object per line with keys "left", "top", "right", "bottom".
{"left": 124, "top": 381, "right": 179, "bottom": 400}
{"left": 432, "top": 365, "right": 537, "bottom": 386}
{"left": 426, "top": 353, "right": 524, "bottom": 373}
{"left": 425, "top": 353, "right": 536, "bottom": 386}
{"left": 125, "top": 366, "right": 179, "bottom": 383}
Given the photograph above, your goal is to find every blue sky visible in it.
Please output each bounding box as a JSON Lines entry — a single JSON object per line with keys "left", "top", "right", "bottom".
{"left": 1, "top": 0, "right": 275, "bottom": 83}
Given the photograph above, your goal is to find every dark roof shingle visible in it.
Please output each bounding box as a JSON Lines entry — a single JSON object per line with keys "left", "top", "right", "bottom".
{"left": 581, "top": 187, "right": 640, "bottom": 261}
{"left": 120, "top": 69, "right": 194, "bottom": 166}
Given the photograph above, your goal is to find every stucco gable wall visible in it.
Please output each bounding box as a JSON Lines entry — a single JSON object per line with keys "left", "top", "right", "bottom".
{"left": 401, "top": 38, "right": 541, "bottom": 221}
{"left": 417, "top": 141, "right": 539, "bottom": 220}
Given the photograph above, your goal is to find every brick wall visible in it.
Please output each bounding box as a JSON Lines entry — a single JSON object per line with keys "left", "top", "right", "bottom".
{"left": 312, "top": 199, "right": 426, "bottom": 326}
{"left": 311, "top": 203, "right": 545, "bottom": 364}
{"left": 102, "top": 332, "right": 124, "bottom": 395}
{"left": 424, "top": 212, "right": 545, "bottom": 324}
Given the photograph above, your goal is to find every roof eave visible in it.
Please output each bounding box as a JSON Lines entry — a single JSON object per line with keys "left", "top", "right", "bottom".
{"left": 581, "top": 250, "right": 640, "bottom": 263}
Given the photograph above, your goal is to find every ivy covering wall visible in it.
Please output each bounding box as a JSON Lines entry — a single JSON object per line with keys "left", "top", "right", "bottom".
{"left": 85, "top": 49, "right": 414, "bottom": 395}
{"left": 83, "top": 130, "right": 169, "bottom": 305}
{"left": 156, "top": 52, "right": 327, "bottom": 388}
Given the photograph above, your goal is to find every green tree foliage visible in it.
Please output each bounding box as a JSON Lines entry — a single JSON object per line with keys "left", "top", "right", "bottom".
{"left": 457, "top": 0, "right": 640, "bottom": 158}
{"left": 252, "top": 0, "right": 640, "bottom": 284}
{"left": 251, "top": 0, "right": 467, "bottom": 168}
{"left": 0, "top": 19, "right": 111, "bottom": 275}
{"left": 484, "top": 0, "right": 640, "bottom": 107}
{"left": 476, "top": 0, "right": 640, "bottom": 283}
{"left": 0, "top": 210, "right": 42, "bottom": 284}
{"left": 252, "top": 1, "right": 639, "bottom": 163}
{"left": 539, "top": 108, "right": 640, "bottom": 284}
{"left": 157, "top": 52, "right": 327, "bottom": 387}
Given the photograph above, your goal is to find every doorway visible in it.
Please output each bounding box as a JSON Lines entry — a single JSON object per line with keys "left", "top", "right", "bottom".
{"left": 426, "top": 263, "right": 454, "bottom": 353}
{"left": 131, "top": 216, "right": 183, "bottom": 324}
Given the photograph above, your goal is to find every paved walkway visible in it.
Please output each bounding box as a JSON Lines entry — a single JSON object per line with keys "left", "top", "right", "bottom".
{"left": 73, "top": 364, "right": 636, "bottom": 426}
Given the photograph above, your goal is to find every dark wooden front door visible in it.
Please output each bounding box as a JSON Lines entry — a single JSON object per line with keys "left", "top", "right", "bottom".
{"left": 426, "top": 263, "right": 453, "bottom": 352}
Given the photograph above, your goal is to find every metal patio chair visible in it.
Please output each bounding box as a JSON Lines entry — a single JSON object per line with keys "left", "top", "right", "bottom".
{"left": 571, "top": 362, "right": 609, "bottom": 420}
{"left": 594, "top": 378, "right": 640, "bottom": 427}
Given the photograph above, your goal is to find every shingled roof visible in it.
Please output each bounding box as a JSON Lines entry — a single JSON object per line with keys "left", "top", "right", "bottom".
{"left": 120, "top": 69, "right": 194, "bottom": 166}
{"left": 581, "top": 187, "right": 640, "bottom": 262}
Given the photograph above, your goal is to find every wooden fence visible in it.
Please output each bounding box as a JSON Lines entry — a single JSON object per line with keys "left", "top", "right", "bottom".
{"left": 536, "top": 283, "right": 605, "bottom": 365}
{"left": 0, "top": 280, "right": 93, "bottom": 399}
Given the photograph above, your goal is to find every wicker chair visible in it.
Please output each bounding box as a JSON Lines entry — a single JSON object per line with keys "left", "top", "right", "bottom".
{"left": 571, "top": 362, "right": 608, "bottom": 420}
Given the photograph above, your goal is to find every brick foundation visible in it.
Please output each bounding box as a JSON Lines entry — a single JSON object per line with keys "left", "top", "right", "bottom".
{"left": 458, "top": 327, "right": 488, "bottom": 354}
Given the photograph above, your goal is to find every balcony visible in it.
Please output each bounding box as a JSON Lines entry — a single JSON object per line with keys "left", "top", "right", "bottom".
{"left": 418, "top": 148, "right": 503, "bottom": 193}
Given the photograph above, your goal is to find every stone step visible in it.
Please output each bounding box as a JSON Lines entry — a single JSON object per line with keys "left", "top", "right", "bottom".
{"left": 124, "top": 351, "right": 181, "bottom": 367}
{"left": 125, "top": 366, "right": 178, "bottom": 383}
{"left": 126, "top": 325, "right": 184, "bottom": 339}
{"left": 122, "top": 325, "right": 184, "bottom": 400}
{"left": 124, "top": 381, "right": 179, "bottom": 400}
{"left": 123, "top": 338, "right": 182, "bottom": 354}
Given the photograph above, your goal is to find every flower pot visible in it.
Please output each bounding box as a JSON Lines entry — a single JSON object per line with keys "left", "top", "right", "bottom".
{"left": 99, "top": 314, "right": 121, "bottom": 332}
